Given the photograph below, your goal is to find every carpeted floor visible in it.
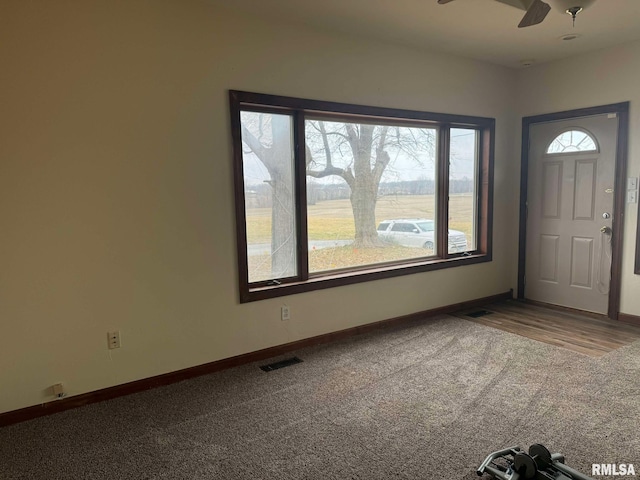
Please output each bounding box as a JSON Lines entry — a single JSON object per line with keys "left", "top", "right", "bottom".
{"left": 2, "top": 314, "right": 638, "bottom": 479}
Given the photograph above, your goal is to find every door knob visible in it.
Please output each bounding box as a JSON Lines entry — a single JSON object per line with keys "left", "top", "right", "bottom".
{"left": 600, "top": 226, "right": 612, "bottom": 234}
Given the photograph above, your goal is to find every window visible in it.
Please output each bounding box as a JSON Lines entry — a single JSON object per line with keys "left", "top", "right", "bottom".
{"left": 391, "top": 223, "right": 410, "bottom": 232}
{"left": 230, "top": 91, "right": 494, "bottom": 302}
{"left": 547, "top": 129, "right": 598, "bottom": 154}
{"left": 450, "top": 128, "right": 479, "bottom": 253}
{"left": 240, "top": 111, "right": 297, "bottom": 284}
{"left": 416, "top": 221, "right": 434, "bottom": 232}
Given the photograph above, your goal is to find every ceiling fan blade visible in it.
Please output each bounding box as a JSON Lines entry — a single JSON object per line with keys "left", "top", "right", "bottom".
{"left": 518, "top": 0, "right": 551, "bottom": 28}
{"left": 437, "top": 0, "right": 455, "bottom": 4}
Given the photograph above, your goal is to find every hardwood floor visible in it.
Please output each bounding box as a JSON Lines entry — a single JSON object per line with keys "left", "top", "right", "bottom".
{"left": 456, "top": 300, "right": 640, "bottom": 357}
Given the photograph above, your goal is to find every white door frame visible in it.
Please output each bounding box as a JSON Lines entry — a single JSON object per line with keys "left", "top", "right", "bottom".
{"left": 517, "top": 103, "right": 630, "bottom": 319}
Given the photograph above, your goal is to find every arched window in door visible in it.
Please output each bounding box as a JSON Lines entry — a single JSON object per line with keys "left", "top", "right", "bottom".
{"left": 546, "top": 129, "right": 598, "bottom": 154}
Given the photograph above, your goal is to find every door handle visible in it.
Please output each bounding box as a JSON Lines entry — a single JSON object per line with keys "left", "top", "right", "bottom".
{"left": 600, "top": 226, "right": 612, "bottom": 234}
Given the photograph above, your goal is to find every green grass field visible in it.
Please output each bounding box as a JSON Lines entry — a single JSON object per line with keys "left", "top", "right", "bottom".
{"left": 246, "top": 194, "right": 474, "bottom": 241}
{"left": 246, "top": 194, "right": 475, "bottom": 282}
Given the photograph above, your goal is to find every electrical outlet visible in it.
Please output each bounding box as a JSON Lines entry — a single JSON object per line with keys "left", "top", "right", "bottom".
{"left": 52, "top": 383, "right": 65, "bottom": 398}
{"left": 107, "top": 331, "right": 121, "bottom": 349}
{"left": 281, "top": 305, "right": 290, "bottom": 321}
{"left": 628, "top": 190, "right": 638, "bottom": 204}
{"left": 628, "top": 177, "right": 638, "bottom": 191}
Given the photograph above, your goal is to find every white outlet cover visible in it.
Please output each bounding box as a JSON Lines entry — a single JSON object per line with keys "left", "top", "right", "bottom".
{"left": 107, "top": 331, "right": 121, "bottom": 349}
{"left": 628, "top": 177, "right": 638, "bottom": 191}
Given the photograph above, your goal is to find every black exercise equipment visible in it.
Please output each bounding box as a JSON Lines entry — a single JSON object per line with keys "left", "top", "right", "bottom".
{"left": 477, "top": 444, "right": 594, "bottom": 480}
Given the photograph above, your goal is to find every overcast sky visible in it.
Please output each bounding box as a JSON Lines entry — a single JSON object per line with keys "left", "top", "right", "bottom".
{"left": 241, "top": 117, "right": 477, "bottom": 187}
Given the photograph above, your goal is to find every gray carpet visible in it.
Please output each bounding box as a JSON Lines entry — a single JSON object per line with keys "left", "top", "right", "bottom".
{"left": 2, "top": 314, "right": 639, "bottom": 479}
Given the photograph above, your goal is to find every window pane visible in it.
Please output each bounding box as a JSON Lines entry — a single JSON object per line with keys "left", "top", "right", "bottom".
{"left": 241, "top": 111, "right": 297, "bottom": 283}
{"left": 449, "top": 128, "right": 478, "bottom": 253}
{"left": 547, "top": 130, "right": 597, "bottom": 154}
{"left": 305, "top": 119, "right": 437, "bottom": 273}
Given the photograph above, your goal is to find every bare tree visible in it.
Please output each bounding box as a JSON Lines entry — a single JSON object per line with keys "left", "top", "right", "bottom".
{"left": 306, "top": 120, "right": 435, "bottom": 248}
{"left": 241, "top": 113, "right": 296, "bottom": 278}
{"left": 241, "top": 113, "right": 435, "bottom": 278}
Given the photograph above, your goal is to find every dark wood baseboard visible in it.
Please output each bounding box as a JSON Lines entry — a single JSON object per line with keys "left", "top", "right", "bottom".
{"left": 618, "top": 312, "right": 640, "bottom": 326}
{"left": 0, "top": 290, "right": 512, "bottom": 428}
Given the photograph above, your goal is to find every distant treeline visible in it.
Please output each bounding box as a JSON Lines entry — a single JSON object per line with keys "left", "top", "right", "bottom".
{"left": 245, "top": 178, "right": 475, "bottom": 208}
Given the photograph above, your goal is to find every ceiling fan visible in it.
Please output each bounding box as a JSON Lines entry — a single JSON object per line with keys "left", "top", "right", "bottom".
{"left": 436, "top": 0, "right": 596, "bottom": 28}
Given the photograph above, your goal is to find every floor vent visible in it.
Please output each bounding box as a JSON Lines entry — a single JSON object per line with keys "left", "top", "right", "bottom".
{"left": 260, "top": 357, "right": 303, "bottom": 372}
{"left": 466, "top": 310, "right": 494, "bottom": 318}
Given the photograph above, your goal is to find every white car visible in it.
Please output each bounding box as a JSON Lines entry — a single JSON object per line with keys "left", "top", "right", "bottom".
{"left": 376, "top": 218, "right": 468, "bottom": 252}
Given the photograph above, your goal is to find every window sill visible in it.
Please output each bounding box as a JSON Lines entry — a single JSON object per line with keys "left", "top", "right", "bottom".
{"left": 241, "top": 252, "right": 491, "bottom": 303}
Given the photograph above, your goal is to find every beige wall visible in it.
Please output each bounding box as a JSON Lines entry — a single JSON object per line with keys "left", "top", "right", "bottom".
{"left": 516, "top": 41, "right": 640, "bottom": 316}
{"left": 0, "top": 0, "right": 518, "bottom": 414}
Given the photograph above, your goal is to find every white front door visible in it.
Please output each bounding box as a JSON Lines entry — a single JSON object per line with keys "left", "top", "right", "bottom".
{"left": 525, "top": 114, "right": 618, "bottom": 314}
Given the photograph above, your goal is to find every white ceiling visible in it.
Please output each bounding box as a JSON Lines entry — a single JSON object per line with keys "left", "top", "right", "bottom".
{"left": 216, "top": 0, "right": 640, "bottom": 68}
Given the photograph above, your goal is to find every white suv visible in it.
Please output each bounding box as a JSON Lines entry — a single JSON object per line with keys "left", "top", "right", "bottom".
{"left": 376, "top": 218, "right": 468, "bottom": 252}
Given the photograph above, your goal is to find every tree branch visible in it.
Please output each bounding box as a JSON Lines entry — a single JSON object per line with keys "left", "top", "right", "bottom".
{"left": 241, "top": 125, "right": 274, "bottom": 170}
{"left": 372, "top": 126, "right": 391, "bottom": 184}
{"left": 306, "top": 165, "right": 355, "bottom": 189}
{"left": 318, "top": 121, "right": 334, "bottom": 168}
{"left": 345, "top": 123, "right": 360, "bottom": 158}
{"left": 307, "top": 166, "right": 348, "bottom": 179}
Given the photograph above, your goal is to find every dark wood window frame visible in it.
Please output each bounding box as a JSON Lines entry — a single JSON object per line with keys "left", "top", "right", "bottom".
{"left": 230, "top": 90, "right": 495, "bottom": 303}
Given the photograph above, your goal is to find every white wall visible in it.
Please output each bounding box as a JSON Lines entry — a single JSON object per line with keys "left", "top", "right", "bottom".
{"left": 0, "top": 0, "right": 517, "bottom": 414}
{"left": 516, "top": 41, "right": 640, "bottom": 316}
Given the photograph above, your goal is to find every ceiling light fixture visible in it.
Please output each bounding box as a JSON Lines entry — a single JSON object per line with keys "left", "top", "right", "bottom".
{"left": 566, "top": 6, "right": 583, "bottom": 26}
{"left": 547, "top": 0, "right": 596, "bottom": 27}
{"left": 437, "top": 0, "right": 597, "bottom": 29}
